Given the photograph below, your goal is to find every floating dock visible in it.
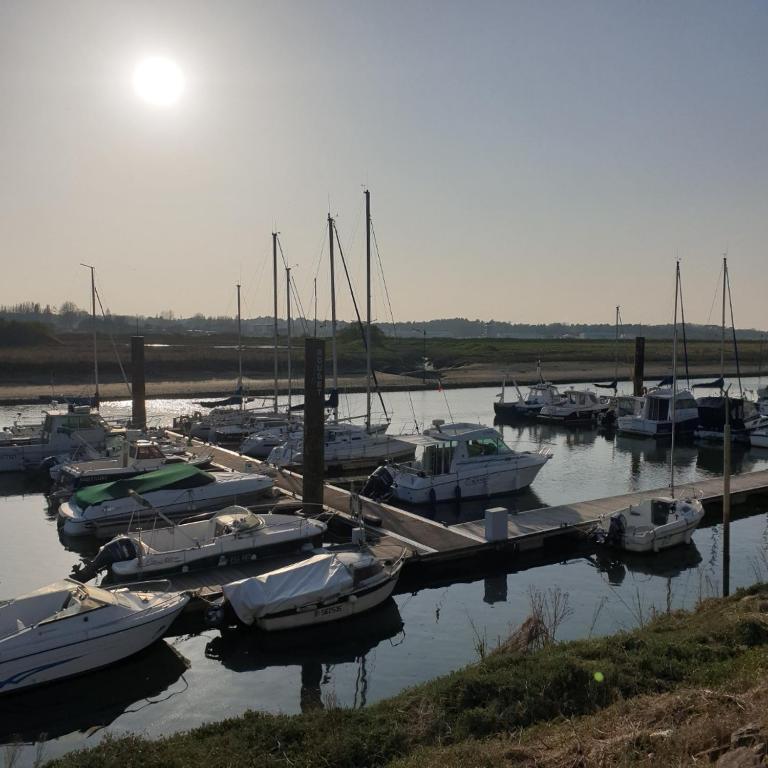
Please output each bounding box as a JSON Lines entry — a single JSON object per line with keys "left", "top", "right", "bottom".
{"left": 165, "top": 431, "right": 768, "bottom": 599}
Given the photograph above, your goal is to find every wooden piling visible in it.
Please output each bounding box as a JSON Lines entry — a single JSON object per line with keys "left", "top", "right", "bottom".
{"left": 131, "top": 336, "right": 146, "bottom": 431}
{"left": 303, "top": 338, "right": 325, "bottom": 510}
{"left": 632, "top": 336, "right": 646, "bottom": 396}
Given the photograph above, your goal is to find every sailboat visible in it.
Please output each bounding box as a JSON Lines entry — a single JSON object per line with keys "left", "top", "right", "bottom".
{"left": 267, "top": 193, "right": 415, "bottom": 473}
{"left": 596, "top": 262, "right": 704, "bottom": 552}
{"left": 186, "top": 268, "right": 302, "bottom": 446}
{"left": 694, "top": 257, "right": 757, "bottom": 443}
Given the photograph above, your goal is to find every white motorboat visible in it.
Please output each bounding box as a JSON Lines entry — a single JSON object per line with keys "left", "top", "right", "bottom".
{"left": 240, "top": 421, "right": 303, "bottom": 459}
{"left": 0, "top": 579, "right": 188, "bottom": 694}
{"left": 694, "top": 395, "right": 756, "bottom": 443}
{"left": 494, "top": 379, "right": 562, "bottom": 419}
{"left": 362, "top": 421, "right": 551, "bottom": 504}
{"left": 617, "top": 388, "right": 699, "bottom": 437}
{"left": 538, "top": 389, "right": 608, "bottom": 424}
{"left": 0, "top": 408, "right": 118, "bottom": 473}
{"left": 595, "top": 496, "right": 704, "bottom": 553}
{"left": 79, "top": 505, "right": 327, "bottom": 581}
{"left": 216, "top": 548, "right": 404, "bottom": 631}
{"left": 267, "top": 422, "right": 415, "bottom": 472}
{"left": 58, "top": 464, "right": 274, "bottom": 539}
{"left": 51, "top": 440, "right": 213, "bottom": 497}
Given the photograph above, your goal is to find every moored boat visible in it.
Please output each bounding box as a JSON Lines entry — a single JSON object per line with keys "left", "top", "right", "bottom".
{"left": 212, "top": 548, "right": 404, "bottom": 631}
{"left": 57, "top": 464, "right": 273, "bottom": 539}
{"left": 595, "top": 496, "right": 704, "bottom": 553}
{"left": 0, "top": 579, "right": 188, "bottom": 694}
{"left": 77, "top": 505, "right": 326, "bottom": 581}
{"left": 537, "top": 388, "right": 609, "bottom": 424}
{"left": 362, "top": 421, "right": 551, "bottom": 504}
{"left": 617, "top": 388, "right": 699, "bottom": 437}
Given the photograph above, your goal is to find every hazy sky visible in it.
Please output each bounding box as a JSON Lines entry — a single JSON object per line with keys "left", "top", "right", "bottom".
{"left": 1, "top": 0, "right": 766, "bottom": 327}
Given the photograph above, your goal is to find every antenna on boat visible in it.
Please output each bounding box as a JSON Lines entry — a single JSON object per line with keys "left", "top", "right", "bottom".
{"left": 80, "top": 263, "right": 99, "bottom": 407}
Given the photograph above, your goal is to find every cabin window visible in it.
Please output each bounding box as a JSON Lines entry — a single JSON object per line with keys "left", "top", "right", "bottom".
{"left": 648, "top": 398, "right": 670, "bottom": 421}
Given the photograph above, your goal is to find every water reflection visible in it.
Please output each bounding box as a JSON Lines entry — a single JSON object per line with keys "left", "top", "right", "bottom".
{"left": 587, "top": 542, "right": 703, "bottom": 586}
{"left": 203, "top": 599, "right": 403, "bottom": 712}
{"left": 0, "top": 642, "right": 189, "bottom": 745}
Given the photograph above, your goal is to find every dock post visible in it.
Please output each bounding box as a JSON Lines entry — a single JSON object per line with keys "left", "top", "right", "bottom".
{"left": 303, "top": 337, "right": 325, "bottom": 513}
{"left": 632, "top": 336, "right": 646, "bottom": 396}
{"left": 131, "top": 336, "right": 146, "bottom": 431}
{"left": 485, "top": 507, "right": 509, "bottom": 542}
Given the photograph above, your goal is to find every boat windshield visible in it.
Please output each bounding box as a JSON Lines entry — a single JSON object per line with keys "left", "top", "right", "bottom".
{"left": 466, "top": 437, "right": 511, "bottom": 457}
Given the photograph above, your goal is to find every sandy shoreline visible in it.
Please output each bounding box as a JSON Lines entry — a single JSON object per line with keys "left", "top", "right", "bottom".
{"left": 0, "top": 362, "right": 759, "bottom": 406}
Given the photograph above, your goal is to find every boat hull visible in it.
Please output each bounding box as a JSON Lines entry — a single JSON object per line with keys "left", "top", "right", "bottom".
{"left": 109, "top": 533, "right": 323, "bottom": 581}
{"left": 255, "top": 575, "right": 398, "bottom": 632}
{"left": 0, "top": 594, "right": 187, "bottom": 694}
{"left": 391, "top": 456, "right": 548, "bottom": 504}
{"left": 58, "top": 479, "right": 273, "bottom": 539}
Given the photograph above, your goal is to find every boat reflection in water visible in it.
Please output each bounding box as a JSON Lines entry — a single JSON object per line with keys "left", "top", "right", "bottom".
{"left": 587, "top": 541, "right": 703, "bottom": 587}
{"left": 204, "top": 598, "right": 403, "bottom": 712}
{"left": 0, "top": 641, "right": 189, "bottom": 745}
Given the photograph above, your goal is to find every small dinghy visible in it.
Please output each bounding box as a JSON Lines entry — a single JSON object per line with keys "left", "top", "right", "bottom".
{"left": 210, "top": 548, "right": 404, "bottom": 632}
{"left": 0, "top": 579, "right": 188, "bottom": 695}
{"left": 594, "top": 496, "right": 704, "bottom": 553}
{"left": 76, "top": 505, "right": 327, "bottom": 581}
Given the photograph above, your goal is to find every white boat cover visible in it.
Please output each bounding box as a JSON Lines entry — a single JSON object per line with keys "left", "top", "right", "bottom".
{"left": 223, "top": 552, "right": 357, "bottom": 625}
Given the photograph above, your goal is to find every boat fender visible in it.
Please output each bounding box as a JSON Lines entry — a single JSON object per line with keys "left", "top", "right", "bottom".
{"left": 428, "top": 488, "right": 437, "bottom": 505}
{"left": 454, "top": 486, "right": 462, "bottom": 501}
{"left": 362, "top": 512, "right": 383, "bottom": 527}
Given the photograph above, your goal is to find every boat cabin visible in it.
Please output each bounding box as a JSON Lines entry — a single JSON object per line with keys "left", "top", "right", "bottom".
{"left": 414, "top": 422, "right": 512, "bottom": 476}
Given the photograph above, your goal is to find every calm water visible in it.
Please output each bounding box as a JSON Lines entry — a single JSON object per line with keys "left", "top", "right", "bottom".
{"left": 2, "top": 379, "right": 768, "bottom": 766}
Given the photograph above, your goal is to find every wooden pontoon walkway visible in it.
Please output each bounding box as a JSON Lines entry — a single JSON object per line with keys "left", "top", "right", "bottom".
{"left": 165, "top": 433, "right": 768, "bottom": 591}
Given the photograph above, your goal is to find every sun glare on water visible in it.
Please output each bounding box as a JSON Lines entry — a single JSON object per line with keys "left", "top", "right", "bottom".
{"left": 132, "top": 56, "right": 185, "bottom": 107}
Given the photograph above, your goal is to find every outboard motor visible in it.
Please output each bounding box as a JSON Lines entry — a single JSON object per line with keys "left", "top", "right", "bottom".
{"left": 70, "top": 536, "right": 139, "bottom": 582}
{"left": 606, "top": 513, "right": 626, "bottom": 548}
{"left": 361, "top": 465, "right": 395, "bottom": 501}
{"left": 204, "top": 598, "right": 238, "bottom": 628}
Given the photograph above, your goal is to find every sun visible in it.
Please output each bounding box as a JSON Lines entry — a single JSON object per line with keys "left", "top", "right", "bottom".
{"left": 132, "top": 56, "right": 185, "bottom": 107}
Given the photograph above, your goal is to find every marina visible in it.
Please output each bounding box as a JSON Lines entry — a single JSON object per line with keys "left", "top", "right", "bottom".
{"left": 3, "top": 380, "right": 768, "bottom": 766}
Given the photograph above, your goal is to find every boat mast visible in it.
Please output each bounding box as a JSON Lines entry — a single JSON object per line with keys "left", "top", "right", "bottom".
{"left": 720, "top": 254, "right": 727, "bottom": 390}
{"left": 236, "top": 282, "right": 243, "bottom": 410}
{"left": 81, "top": 263, "right": 99, "bottom": 406}
{"left": 272, "top": 233, "right": 279, "bottom": 413}
{"left": 671, "top": 261, "right": 680, "bottom": 497}
{"left": 328, "top": 213, "right": 339, "bottom": 423}
{"left": 365, "top": 188, "right": 372, "bottom": 433}
{"left": 286, "top": 265, "right": 292, "bottom": 412}
{"left": 614, "top": 305, "right": 620, "bottom": 387}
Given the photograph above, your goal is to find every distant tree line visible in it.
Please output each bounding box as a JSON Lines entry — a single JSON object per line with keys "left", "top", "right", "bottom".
{"left": 0, "top": 301, "right": 765, "bottom": 340}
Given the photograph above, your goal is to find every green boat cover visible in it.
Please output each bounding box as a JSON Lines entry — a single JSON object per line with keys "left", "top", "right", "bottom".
{"left": 73, "top": 464, "right": 216, "bottom": 507}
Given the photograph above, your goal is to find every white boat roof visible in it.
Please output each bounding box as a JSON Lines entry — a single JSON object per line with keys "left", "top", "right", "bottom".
{"left": 411, "top": 422, "right": 500, "bottom": 444}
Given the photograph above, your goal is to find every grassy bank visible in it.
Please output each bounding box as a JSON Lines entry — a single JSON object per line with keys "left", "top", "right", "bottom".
{"left": 0, "top": 332, "right": 764, "bottom": 385}
{"left": 47, "top": 585, "right": 768, "bottom": 767}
